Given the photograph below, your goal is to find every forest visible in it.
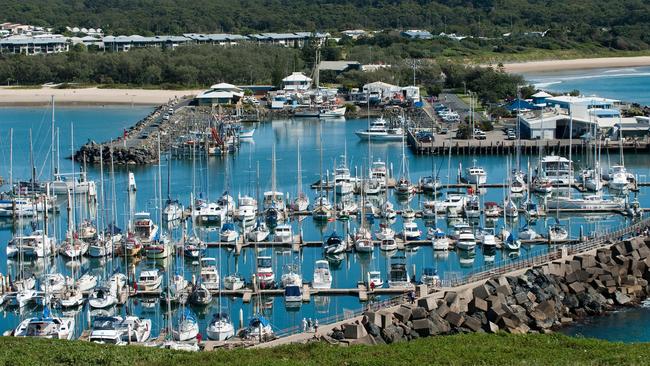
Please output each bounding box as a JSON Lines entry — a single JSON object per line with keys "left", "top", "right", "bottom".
{"left": 1, "top": 0, "right": 650, "bottom": 51}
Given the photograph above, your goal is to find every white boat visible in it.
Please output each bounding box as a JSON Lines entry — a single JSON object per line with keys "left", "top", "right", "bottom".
{"left": 549, "top": 224, "right": 569, "bottom": 241}
{"left": 247, "top": 219, "right": 270, "bottom": 242}
{"left": 133, "top": 212, "right": 159, "bottom": 244}
{"left": 219, "top": 222, "right": 239, "bottom": 242}
{"left": 402, "top": 221, "right": 421, "bottom": 240}
{"left": 376, "top": 223, "right": 395, "bottom": 241}
{"left": 324, "top": 232, "right": 346, "bottom": 255}
{"left": 367, "top": 270, "right": 384, "bottom": 288}
{"left": 280, "top": 264, "right": 303, "bottom": 288}
{"left": 172, "top": 311, "right": 199, "bottom": 341}
{"left": 380, "top": 238, "right": 398, "bottom": 251}
{"left": 431, "top": 229, "right": 450, "bottom": 251}
{"left": 312, "top": 260, "right": 332, "bottom": 289}
{"left": 144, "top": 234, "right": 171, "bottom": 259}
{"left": 60, "top": 233, "right": 89, "bottom": 259}
{"left": 421, "top": 268, "right": 441, "bottom": 287}
{"left": 334, "top": 160, "right": 354, "bottom": 195}
{"left": 189, "top": 283, "right": 213, "bottom": 306}
{"left": 128, "top": 172, "right": 137, "bottom": 193}
{"left": 12, "top": 289, "right": 37, "bottom": 308}
{"left": 456, "top": 229, "right": 477, "bottom": 251}
{"left": 274, "top": 223, "right": 294, "bottom": 243}
{"left": 59, "top": 286, "right": 85, "bottom": 308}
{"left": 546, "top": 195, "right": 625, "bottom": 211}
{"left": 370, "top": 160, "right": 388, "bottom": 188}
{"left": 14, "top": 310, "right": 75, "bottom": 340}
{"left": 163, "top": 199, "right": 184, "bottom": 222}
{"left": 89, "top": 316, "right": 126, "bottom": 345}
{"left": 89, "top": 286, "right": 118, "bottom": 309}
{"left": 76, "top": 273, "right": 98, "bottom": 292}
{"left": 319, "top": 106, "right": 346, "bottom": 118}
{"left": 120, "top": 316, "right": 152, "bottom": 343}
{"left": 284, "top": 284, "right": 302, "bottom": 303}
{"left": 207, "top": 312, "right": 235, "bottom": 341}
{"left": 236, "top": 195, "right": 257, "bottom": 222}
{"left": 607, "top": 165, "right": 632, "bottom": 191}
{"left": 510, "top": 171, "right": 527, "bottom": 194}
{"left": 519, "top": 226, "right": 538, "bottom": 241}
{"left": 355, "top": 116, "right": 404, "bottom": 141}
{"left": 503, "top": 231, "right": 522, "bottom": 250}
{"left": 464, "top": 195, "right": 481, "bottom": 218}
{"left": 484, "top": 202, "right": 502, "bottom": 218}
{"left": 136, "top": 269, "right": 163, "bottom": 292}
{"left": 8, "top": 230, "right": 55, "bottom": 258}
{"left": 51, "top": 172, "right": 95, "bottom": 195}
{"left": 88, "top": 231, "right": 122, "bottom": 258}
{"left": 239, "top": 128, "right": 256, "bottom": 139}
{"left": 200, "top": 258, "right": 220, "bottom": 290}
{"left": 223, "top": 274, "right": 245, "bottom": 290}
{"left": 256, "top": 256, "right": 275, "bottom": 289}
{"left": 401, "top": 207, "right": 416, "bottom": 220}
{"left": 538, "top": 154, "right": 573, "bottom": 185}
{"left": 464, "top": 160, "right": 487, "bottom": 185}
{"left": 40, "top": 273, "right": 68, "bottom": 294}
{"left": 387, "top": 256, "right": 413, "bottom": 289}
{"left": 241, "top": 316, "right": 274, "bottom": 340}
{"left": 434, "top": 193, "right": 466, "bottom": 213}
{"left": 479, "top": 228, "right": 497, "bottom": 248}
{"left": 354, "top": 227, "right": 373, "bottom": 253}
{"left": 192, "top": 201, "right": 226, "bottom": 225}
{"left": 312, "top": 195, "right": 333, "bottom": 221}
{"left": 420, "top": 176, "right": 442, "bottom": 193}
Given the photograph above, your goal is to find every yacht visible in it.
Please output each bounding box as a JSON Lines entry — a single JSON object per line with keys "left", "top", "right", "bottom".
{"left": 312, "top": 195, "right": 333, "bottom": 221}
{"left": 510, "top": 171, "right": 527, "bottom": 194}
{"left": 88, "top": 230, "right": 122, "bottom": 258}
{"left": 89, "top": 286, "right": 118, "bottom": 309}
{"left": 60, "top": 233, "right": 89, "bottom": 259}
{"left": 235, "top": 195, "right": 257, "bottom": 222}
{"left": 133, "top": 212, "right": 159, "bottom": 244}
{"left": 376, "top": 223, "right": 395, "bottom": 241}
{"left": 274, "top": 223, "right": 294, "bottom": 243}
{"left": 546, "top": 195, "right": 625, "bottom": 211}
{"left": 183, "top": 235, "right": 206, "bottom": 259}
{"left": 189, "top": 283, "right": 213, "bottom": 306}
{"left": 144, "top": 234, "right": 171, "bottom": 259}
{"left": 8, "top": 230, "right": 55, "bottom": 258}
{"left": 256, "top": 256, "right": 275, "bottom": 289}
{"left": 40, "top": 273, "right": 68, "bottom": 294}
{"left": 119, "top": 316, "right": 152, "bottom": 343}
{"left": 355, "top": 116, "right": 404, "bottom": 141}
{"left": 463, "top": 160, "right": 487, "bottom": 185}
{"left": 370, "top": 160, "right": 388, "bottom": 188}
{"left": 484, "top": 202, "right": 502, "bottom": 218}
{"left": 354, "top": 227, "right": 373, "bottom": 253}
{"left": 419, "top": 176, "right": 442, "bottom": 193}
{"left": 14, "top": 309, "right": 75, "bottom": 340}
{"left": 503, "top": 231, "right": 522, "bottom": 251}
{"left": 394, "top": 177, "right": 415, "bottom": 197}
{"left": 263, "top": 192, "right": 286, "bottom": 222}
{"left": 206, "top": 312, "right": 235, "bottom": 341}
{"left": 59, "top": 286, "right": 85, "bottom": 308}
{"left": 76, "top": 273, "right": 98, "bottom": 292}
{"left": 334, "top": 161, "right": 354, "bottom": 195}
{"left": 280, "top": 264, "right": 302, "bottom": 288}
{"left": 241, "top": 316, "right": 274, "bottom": 340}
{"left": 431, "top": 229, "right": 450, "bottom": 251}
{"left": 89, "top": 316, "right": 126, "bottom": 345}
{"left": 607, "top": 165, "right": 633, "bottom": 191}
{"left": 284, "top": 284, "right": 302, "bottom": 303}
{"left": 549, "top": 224, "right": 569, "bottom": 242}
{"left": 136, "top": 269, "right": 163, "bottom": 292}
{"left": 247, "top": 219, "right": 270, "bottom": 242}
{"left": 387, "top": 256, "right": 414, "bottom": 289}
{"left": 464, "top": 195, "right": 481, "bottom": 218}
{"left": 312, "top": 260, "right": 332, "bottom": 289}
{"left": 402, "top": 221, "right": 421, "bottom": 240}
{"left": 380, "top": 238, "right": 398, "bottom": 251}
{"left": 479, "top": 228, "right": 497, "bottom": 248}
{"left": 434, "top": 193, "right": 466, "bottom": 213}
{"left": 456, "top": 228, "right": 477, "bottom": 251}
{"left": 192, "top": 200, "right": 226, "bottom": 225}
{"left": 51, "top": 172, "right": 95, "bottom": 195}
{"left": 519, "top": 225, "right": 538, "bottom": 241}
{"left": 200, "top": 258, "right": 220, "bottom": 290}
{"left": 381, "top": 200, "right": 397, "bottom": 219}
{"left": 538, "top": 155, "right": 573, "bottom": 185}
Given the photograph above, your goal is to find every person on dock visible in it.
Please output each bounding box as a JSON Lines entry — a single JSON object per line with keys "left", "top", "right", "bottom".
{"left": 314, "top": 320, "right": 319, "bottom": 336}
{"left": 408, "top": 290, "right": 416, "bottom": 304}
{"left": 302, "top": 318, "right": 307, "bottom": 332}
{"left": 370, "top": 281, "right": 375, "bottom": 292}
{"left": 307, "top": 318, "right": 312, "bottom": 332}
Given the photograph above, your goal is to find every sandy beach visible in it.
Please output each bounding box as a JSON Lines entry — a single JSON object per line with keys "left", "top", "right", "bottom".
{"left": 0, "top": 86, "right": 202, "bottom": 106}
{"left": 502, "top": 56, "right": 650, "bottom": 73}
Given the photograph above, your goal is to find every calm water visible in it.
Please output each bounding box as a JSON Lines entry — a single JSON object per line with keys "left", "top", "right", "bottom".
{"left": 0, "top": 106, "right": 648, "bottom": 339}
{"left": 561, "top": 303, "right": 650, "bottom": 342}
{"left": 524, "top": 66, "right": 650, "bottom": 106}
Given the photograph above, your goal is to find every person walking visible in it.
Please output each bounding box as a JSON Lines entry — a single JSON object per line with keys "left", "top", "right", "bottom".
{"left": 314, "top": 319, "right": 319, "bottom": 335}
{"left": 302, "top": 318, "right": 307, "bottom": 332}
{"left": 307, "top": 318, "right": 312, "bottom": 332}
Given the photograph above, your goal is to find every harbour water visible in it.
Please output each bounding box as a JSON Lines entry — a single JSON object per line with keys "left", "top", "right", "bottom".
{"left": 0, "top": 104, "right": 648, "bottom": 340}
{"left": 524, "top": 66, "right": 650, "bottom": 106}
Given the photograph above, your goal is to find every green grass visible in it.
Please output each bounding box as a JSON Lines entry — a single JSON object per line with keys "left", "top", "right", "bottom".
{"left": 1, "top": 333, "right": 649, "bottom": 365}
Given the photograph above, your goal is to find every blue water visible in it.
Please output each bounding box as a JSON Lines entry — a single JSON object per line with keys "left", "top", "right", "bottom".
{"left": 0, "top": 106, "right": 647, "bottom": 340}
{"left": 524, "top": 66, "right": 650, "bottom": 106}
{"left": 561, "top": 304, "right": 650, "bottom": 342}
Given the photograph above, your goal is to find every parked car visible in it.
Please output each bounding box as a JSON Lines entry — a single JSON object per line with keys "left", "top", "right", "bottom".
{"left": 438, "top": 127, "right": 449, "bottom": 135}
{"left": 474, "top": 130, "right": 486, "bottom": 140}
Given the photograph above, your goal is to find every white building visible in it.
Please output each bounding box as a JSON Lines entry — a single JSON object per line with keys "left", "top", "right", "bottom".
{"left": 282, "top": 72, "right": 312, "bottom": 92}
{"left": 195, "top": 83, "right": 244, "bottom": 106}
{"left": 362, "top": 81, "right": 401, "bottom": 99}
{"left": 102, "top": 35, "right": 191, "bottom": 51}
{"left": 0, "top": 35, "right": 69, "bottom": 55}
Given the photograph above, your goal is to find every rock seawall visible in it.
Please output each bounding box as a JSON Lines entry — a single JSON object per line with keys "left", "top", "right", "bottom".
{"left": 330, "top": 236, "right": 650, "bottom": 345}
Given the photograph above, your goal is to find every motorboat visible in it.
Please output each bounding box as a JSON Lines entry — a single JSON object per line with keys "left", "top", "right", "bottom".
{"left": 420, "top": 268, "right": 440, "bottom": 287}
{"left": 14, "top": 309, "right": 75, "bottom": 340}
{"left": 546, "top": 195, "right": 625, "bottom": 211}
{"left": 207, "top": 312, "right": 235, "bottom": 341}
{"left": 370, "top": 160, "right": 388, "bottom": 187}
{"left": 380, "top": 238, "right": 398, "bottom": 251}
{"left": 183, "top": 235, "right": 206, "bottom": 259}
{"left": 355, "top": 116, "right": 404, "bottom": 142}
{"left": 312, "top": 260, "right": 332, "bottom": 289}
{"left": 136, "top": 269, "right": 163, "bottom": 292}
{"left": 89, "top": 316, "right": 126, "bottom": 345}
{"left": 51, "top": 172, "right": 96, "bottom": 195}
{"left": 280, "top": 264, "right": 302, "bottom": 288}
{"left": 256, "top": 256, "right": 275, "bottom": 289}
{"left": 200, "top": 258, "right": 220, "bottom": 290}
{"left": 192, "top": 200, "right": 226, "bottom": 225}
{"left": 324, "top": 232, "right": 346, "bottom": 255}
{"left": 456, "top": 228, "right": 477, "bottom": 251}
{"left": 375, "top": 223, "right": 395, "bottom": 241}
{"left": 479, "top": 228, "right": 497, "bottom": 248}
{"left": 247, "top": 219, "right": 270, "bottom": 242}
{"left": 240, "top": 316, "right": 274, "bottom": 341}
{"left": 367, "top": 270, "right": 384, "bottom": 288}
{"left": 503, "top": 231, "right": 522, "bottom": 251}
{"left": 334, "top": 162, "right": 354, "bottom": 196}
{"left": 8, "top": 230, "right": 55, "bottom": 258}
{"left": 607, "top": 165, "right": 633, "bottom": 191}
{"left": 235, "top": 195, "right": 257, "bottom": 222}
{"left": 402, "top": 221, "right": 421, "bottom": 240}
{"left": 172, "top": 310, "right": 199, "bottom": 341}
{"left": 463, "top": 160, "right": 487, "bottom": 185}
{"left": 274, "top": 223, "right": 294, "bottom": 243}
{"left": 133, "top": 212, "right": 159, "bottom": 244}
{"left": 144, "top": 234, "right": 171, "bottom": 259}
{"left": 239, "top": 128, "right": 255, "bottom": 139}
{"left": 430, "top": 229, "right": 450, "bottom": 251}
{"left": 387, "top": 256, "right": 414, "bottom": 289}
{"left": 223, "top": 273, "right": 246, "bottom": 290}
{"left": 219, "top": 222, "right": 239, "bottom": 242}
{"left": 464, "top": 195, "right": 481, "bottom": 218}
{"left": 119, "top": 316, "right": 152, "bottom": 343}
{"left": 434, "top": 193, "right": 466, "bottom": 213}
{"left": 484, "top": 202, "right": 502, "bottom": 218}
{"left": 284, "top": 284, "right": 302, "bottom": 303}
{"left": 401, "top": 207, "right": 416, "bottom": 220}
{"left": 319, "top": 106, "right": 346, "bottom": 118}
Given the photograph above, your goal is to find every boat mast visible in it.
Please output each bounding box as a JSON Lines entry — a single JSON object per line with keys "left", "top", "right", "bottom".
{"left": 297, "top": 140, "right": 302, "bottom": 198}
{"left": 51, "top": 95, "right": 56, "bottom": 179}
{"left": 29, "top": 129, "right": 35, "bottom": 192}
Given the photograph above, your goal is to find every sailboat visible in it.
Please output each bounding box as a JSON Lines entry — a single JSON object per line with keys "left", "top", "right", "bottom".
{"left": 312, "top": 126, "right": 333, "bottom": 221}
{"left": 264, "top": 145, "right": 286, "bottom": 226}
{"left": 172, "top": 309, "right": 199, "bottom": 341}
{"left": 13, "top": 307, "right": 75, "bottom": 339}
{"left": 207, "top": 312, "right": 235, "bottom": 340}
{"left": 144, "top": 136, "right": 172, "bottom": 259}
{"left": 394, "top": 131, "right": 415, "bottom": 197}
{"left": 292, "top": 140, "right": 310, "bottom": 211}
{"left": 163, "top": 151, "right": 183, "bottom": 222}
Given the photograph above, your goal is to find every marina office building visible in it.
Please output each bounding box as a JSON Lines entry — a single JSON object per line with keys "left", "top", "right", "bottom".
{"left": 517, "top": 95, "right": 648, "bottom": 140}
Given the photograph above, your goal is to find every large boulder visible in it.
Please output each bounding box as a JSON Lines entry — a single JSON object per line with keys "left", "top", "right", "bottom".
{"left": 381, "top": 325, "right": 405, "bottom": 344}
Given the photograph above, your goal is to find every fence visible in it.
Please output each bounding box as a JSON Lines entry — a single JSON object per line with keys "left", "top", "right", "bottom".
{"left": 272, "top": 215, "right": 650, "bottom": 340}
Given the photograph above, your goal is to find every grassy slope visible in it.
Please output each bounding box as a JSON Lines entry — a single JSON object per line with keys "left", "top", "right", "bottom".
{"left": 1, "top": 333, "right": 649, "bottom": 366}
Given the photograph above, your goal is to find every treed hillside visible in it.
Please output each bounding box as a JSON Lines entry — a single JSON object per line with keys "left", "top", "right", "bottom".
{"left": 1, "top": 0, "right": 650, "bottom": 50}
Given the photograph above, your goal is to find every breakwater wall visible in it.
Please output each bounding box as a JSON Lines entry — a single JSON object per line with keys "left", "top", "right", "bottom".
{"left": 329, "top": 236, "right": 650, "bottom": 345}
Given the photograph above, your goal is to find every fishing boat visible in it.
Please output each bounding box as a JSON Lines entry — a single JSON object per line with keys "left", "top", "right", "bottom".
{"left": 136, "top": 270, "right": 163, "bottom": 292}
{"left": 312, "top": 260, "right": 332, "bottom": 289}
{"left": 256, "top": 256, "right": 275, "bottom": 289}
{"left": 247, "top": 219, "right": 270, "bottom": 242}
{"left": 13, "top": 308, "right": 75, "bottom": 340}
{"left": 367, "top": 271, "right": 384, "bottom": 288}
{"left": 319, "top": 106, "right": 346, "bottom": 118}
{"left": 387, "top": 256, "right": 414, "bottom": 289}
{"left": 200, "top": 258, "right": 220, "bottom": 290}
{"left": 354, "top": 116, "right": 404, "bottom": 141}
{"left": 324, "top": 232, "right": 346, "bottom": 255}
{"left": 206, "top": 312, "right": 235, "bottom": 341}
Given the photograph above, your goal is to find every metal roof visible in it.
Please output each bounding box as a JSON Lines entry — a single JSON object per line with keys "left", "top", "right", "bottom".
{"left": 0, "top": 36, "right": 68, "bottom": 45}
